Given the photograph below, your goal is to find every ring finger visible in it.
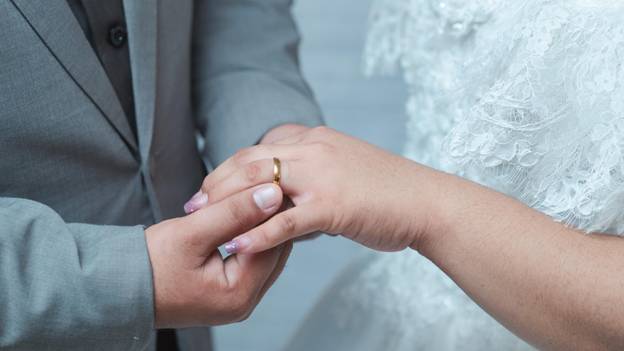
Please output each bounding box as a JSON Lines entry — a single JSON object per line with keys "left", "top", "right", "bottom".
{"left": 202, "top": 144, "right": 306, "bottom": 195}
{"left": 205, "top": 158, "right": 298, "bottom": 206}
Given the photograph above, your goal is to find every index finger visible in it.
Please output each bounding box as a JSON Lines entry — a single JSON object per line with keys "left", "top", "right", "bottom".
{"left": 224, "top": 205, "right": 323, "bottom": 254}
{"left": 200, "top": 144, "right": 303, "bottom": 200}
{"left": 183, "top": 183, "right": 283, "bottom": 256}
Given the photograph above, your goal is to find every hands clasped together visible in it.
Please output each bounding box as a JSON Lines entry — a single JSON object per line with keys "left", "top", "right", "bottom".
{"left": 196, "top": 125, "right": 432, "bottom": 254}
{"left": 144, "top": 125, "right": 438, "bottom": 329}
{"left": 140, "top": 125, "right": 622, "bottom": 351}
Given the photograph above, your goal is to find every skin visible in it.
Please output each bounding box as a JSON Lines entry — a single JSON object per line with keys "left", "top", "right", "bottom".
{"left": 144, "top": 124, "right": 303, "bottom": 329}
{"left": 145, "top": 183, "right": 292, "bottom": 328}
{"left": 197, "top": 125, "right": 624, "bottom": 350}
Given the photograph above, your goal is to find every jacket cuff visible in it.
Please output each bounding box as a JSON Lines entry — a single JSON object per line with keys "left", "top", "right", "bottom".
{"left": 67, "top": 223, "right": 155, "bottom": 350}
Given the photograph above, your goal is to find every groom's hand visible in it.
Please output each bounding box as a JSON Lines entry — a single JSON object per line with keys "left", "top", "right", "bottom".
{"left": 145, "top": 183, "right": 292, "bottom": 328}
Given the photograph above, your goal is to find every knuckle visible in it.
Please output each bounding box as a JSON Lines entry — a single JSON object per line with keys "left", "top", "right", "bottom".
{"left": 312, "top": 125, "right": 331, "bottom": 134}
{"left": 201, "top": 176, "right": 212, "bottom": 194}
{"left": 232, "top": 147, "right": 253, "bottom": 164}
{"left": 243, "top": 162, "right": 263, "bottom": 183}
{"left": 233, "top": 145, "right": 264, "bottom": 165}
{"left": 257, "top": 228, "right": 273, "bottom": 247}
{"left": 308, "top": 126, "right": 332, "bottom": 139}
{"left": 277, "top": 213, "right": 297, "bottom": 237}
{"left": 204, "top": 187, "right": 216, "bottom": 204}
{"left": 226, "top": 198, "right": 253, "bottom": 228}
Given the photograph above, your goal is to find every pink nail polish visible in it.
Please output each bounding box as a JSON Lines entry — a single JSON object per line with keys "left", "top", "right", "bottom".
{"left": 224, "top": 236, "right": 251, "bottom": 254}
{"left": 183, "top": 191, "right": 208, "bottom": 214}
{"left": 224, "top": 241, "right": 239, "bottom": 254}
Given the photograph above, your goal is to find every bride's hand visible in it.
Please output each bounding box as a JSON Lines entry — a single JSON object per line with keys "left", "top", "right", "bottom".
{"left": 193, "top": 127, "right": 440, "bottom": 253}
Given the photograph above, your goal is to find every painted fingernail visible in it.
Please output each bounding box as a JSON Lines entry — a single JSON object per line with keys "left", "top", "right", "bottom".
{"left": 224, "top": 236, "right": 251, "bottom": 254}
{"left": 183, "top": 191, "right": 209, "bottom": 214}
{"left": 253, "top": 186, "right": 279, "bottom": 210}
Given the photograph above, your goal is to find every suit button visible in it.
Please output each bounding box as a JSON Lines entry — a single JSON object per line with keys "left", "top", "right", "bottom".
{"left": 108, "top": 25, "right": 127, "bottom": 48}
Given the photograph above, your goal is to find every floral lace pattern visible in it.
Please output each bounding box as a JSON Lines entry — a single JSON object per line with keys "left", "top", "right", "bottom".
{"left": 366, "top": 0, "right": 624, "bottom": 234}
{"left": 338, "top": 251, "right": 533, "bottom": 350}
{"left": 331, "top": 1, "right": 624, "bottom": 349}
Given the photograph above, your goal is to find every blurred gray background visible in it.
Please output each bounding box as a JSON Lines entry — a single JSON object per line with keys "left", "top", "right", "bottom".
{"left": 214, "top": 1, "right": 406, "bottom": 350}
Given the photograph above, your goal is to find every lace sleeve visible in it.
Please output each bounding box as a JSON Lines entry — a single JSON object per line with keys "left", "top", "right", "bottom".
{"left": 366, "top": 0, "right": 624, "bottom": 234}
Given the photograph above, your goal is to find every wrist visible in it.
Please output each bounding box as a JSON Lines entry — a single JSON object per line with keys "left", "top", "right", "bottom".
{"left": 144, "top": 221, "right": 184, "bottom": 329}
{"left": 144, "top": 225, "right": 167, "bottom": 328}
{"left": 404, "top": 164, "right": 456, "bottom": 255}
{"left": 410, "top": 167, "right": 493, "bottom": 259}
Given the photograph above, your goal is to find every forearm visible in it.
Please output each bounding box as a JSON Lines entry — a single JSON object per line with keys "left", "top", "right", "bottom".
{"left": 415, "top": 168, "right": 624, "bottom": 350}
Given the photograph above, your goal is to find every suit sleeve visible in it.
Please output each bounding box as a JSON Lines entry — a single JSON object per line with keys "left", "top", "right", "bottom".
{"left": 0, "top": 198, "right": 154, "bottom": 351}
{"left": 192, "top": 0, "right": 325, "bottom": 165}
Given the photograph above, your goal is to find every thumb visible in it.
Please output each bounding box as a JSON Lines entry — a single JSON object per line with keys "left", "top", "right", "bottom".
{"left": 181, "top": 183, "right": 284, "bottom": 256}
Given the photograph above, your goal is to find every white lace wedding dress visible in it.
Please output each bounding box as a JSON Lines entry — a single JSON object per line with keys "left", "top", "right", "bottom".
{"left": 286, "top": 0, "right": 624, "bottom": 350}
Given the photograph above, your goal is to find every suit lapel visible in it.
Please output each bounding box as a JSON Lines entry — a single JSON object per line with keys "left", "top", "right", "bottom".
{"left": 11, "top": 0, "right": 138, "bottom": 153}
{"left": 123, "top": 0, "right": 158, "bottom": 160}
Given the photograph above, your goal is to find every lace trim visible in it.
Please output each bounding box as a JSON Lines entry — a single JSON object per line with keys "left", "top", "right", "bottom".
{"left": 366, "top": 0, "right": 624, "bottom": 234}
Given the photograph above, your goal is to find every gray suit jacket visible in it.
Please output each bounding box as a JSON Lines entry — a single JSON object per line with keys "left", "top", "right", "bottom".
{"left": 0, "top": 0, "right": 323, "bottom": 350}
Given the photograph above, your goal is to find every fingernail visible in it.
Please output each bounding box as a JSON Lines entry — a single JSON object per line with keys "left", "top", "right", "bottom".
{"left": 184, "top": 191, "right": 209, "bottom": 214}
{"left": 253, "top": 186, "right": 279, "bottom": 210}
{"left": 224, "top": 236, "right": 251, "bottom": 254}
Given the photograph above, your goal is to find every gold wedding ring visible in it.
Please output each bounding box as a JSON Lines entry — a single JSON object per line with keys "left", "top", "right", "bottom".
{"left": 273, "top": 157, "right": 282, "bottom": 186}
